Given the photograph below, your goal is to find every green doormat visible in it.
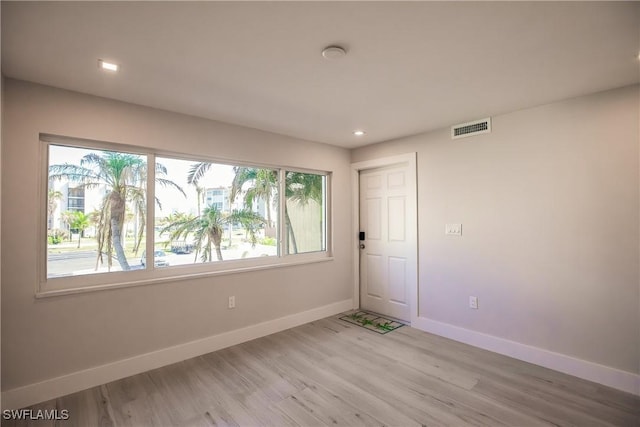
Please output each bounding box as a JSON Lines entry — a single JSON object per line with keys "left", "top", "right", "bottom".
{"left": 339, "top": 311, "right": 405, "bottom": 334}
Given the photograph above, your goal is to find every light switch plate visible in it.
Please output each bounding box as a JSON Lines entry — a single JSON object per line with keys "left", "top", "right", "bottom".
{"left": 446, "top": 223, "right": 462, "bottom": 236}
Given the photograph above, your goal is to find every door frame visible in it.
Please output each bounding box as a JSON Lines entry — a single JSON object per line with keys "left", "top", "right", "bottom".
{"left": 351, "top": 152, "right": 418, "bottom": 324}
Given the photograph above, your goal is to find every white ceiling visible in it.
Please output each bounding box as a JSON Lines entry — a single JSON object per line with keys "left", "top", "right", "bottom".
{"left": 2, "top": 1, "right": 639, "bottom": 149}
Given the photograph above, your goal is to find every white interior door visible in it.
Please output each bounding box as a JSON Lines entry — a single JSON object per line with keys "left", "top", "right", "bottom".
{"left": 359, "top": 163, "right": 414, "bottom": 322}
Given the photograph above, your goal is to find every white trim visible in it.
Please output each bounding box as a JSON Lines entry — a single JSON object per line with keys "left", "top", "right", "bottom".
{"left": 413, "top": 316, "right": 640, "bottom": 396}
{"left": 146, "top": 152, "right": 156, "bottom": 270}
{"left": 278, "top": 169, "right": 287, "bottom": 256}
{"left": 1, "top": 299, "right": 353, "bottom": 410}
{"left": 351, "top": 168, "right": 360, "bottom": 311}
{"left": 351, "top": 153, "right": 418, "bottom": 323}
{"left": 37, "top": 256, "right": 333, "bottom": 298}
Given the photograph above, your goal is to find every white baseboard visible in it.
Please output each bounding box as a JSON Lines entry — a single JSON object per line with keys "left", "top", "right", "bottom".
{"left": 2, "top": 299, "right": 353, "bottom": 410}
{"left": 413, "top": 316, "right": 640, "bottom": 396}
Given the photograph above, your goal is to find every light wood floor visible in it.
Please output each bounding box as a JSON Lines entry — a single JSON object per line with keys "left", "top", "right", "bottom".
{"left": 7, "top": 314, "right": 640, "bottom": 426}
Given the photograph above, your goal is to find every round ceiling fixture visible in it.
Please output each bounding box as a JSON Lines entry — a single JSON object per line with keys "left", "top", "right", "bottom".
{"left": 322, "top": 45, "right": 347, "bottom": 60}
{"left": 353, "top": 130, "right": 366, "bottom": 136}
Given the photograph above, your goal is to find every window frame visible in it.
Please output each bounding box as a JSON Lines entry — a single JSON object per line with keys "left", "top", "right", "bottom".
{"left": 39, "top": 134, "right": 332, "bottom": 297}
{"left": 282, "top": 171, "right": 329, "bottom": 255}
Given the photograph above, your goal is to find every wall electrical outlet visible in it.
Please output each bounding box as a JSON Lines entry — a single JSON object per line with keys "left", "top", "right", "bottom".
{"left": 469, "top": 296, "right": 478, "bottom": 309}
{"left": 228, "top": 296, "right": 236, "bottom": 309}
{"left": 446, "top": 223, "right": 462, "bottom": 236}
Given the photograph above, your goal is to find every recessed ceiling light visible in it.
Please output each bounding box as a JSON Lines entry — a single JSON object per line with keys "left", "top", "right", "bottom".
{"left": 353, "top": 130, "right": 366, "bottom": 136}
{"left": 322, "top": 46, "right": 347, "bottom": 60}
{"left": 98, "top": 59, "right": 119, "bottom": 72}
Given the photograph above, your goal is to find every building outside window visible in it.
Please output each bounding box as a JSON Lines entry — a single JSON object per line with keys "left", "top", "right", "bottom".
{"left": 205, "top": 187, "right": 230, "bottom": 213}
{"left": 67, "top": 187, "right": 85, "bottom": 211}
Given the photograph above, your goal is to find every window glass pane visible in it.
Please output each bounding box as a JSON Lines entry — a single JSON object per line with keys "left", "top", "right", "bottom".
{"left": 285, "top": 172, "right": 326, "bottom": 254}
{"left": 155, "top": 157, "right": 278, "bottom": 266}
{"left": 47, "top": 145, "right": 148, "bottom": 278}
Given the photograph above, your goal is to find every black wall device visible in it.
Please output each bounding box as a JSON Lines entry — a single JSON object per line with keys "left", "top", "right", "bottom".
{"left": 359, "top": 231, "right": 365, "bottom": 241}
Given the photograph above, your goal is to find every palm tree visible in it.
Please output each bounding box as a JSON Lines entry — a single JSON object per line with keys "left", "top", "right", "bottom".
{"left": 47, "top": 189, "right": 63, "bottom": 230}
{"left": 49, "top": 151, "right": 184, "bottom": 271}
{"left": 60, "top": 210, "right": 76, "bottom": 241}
{"left": 186, "top": 163, "right": 324, "bottom": 254}
{"left": 66, "top": 211, "right": 90, "bottom": 248}
{"left": 230, "top": 167, "right": 277, "bottom": 229}
{"left": 189, "top": 162, "right": 279, "bottom": 231}
{"left": 229, "top": 168, "right": 323, "bottom": 253}
{"left": 284, "top": 172, "right": 324, "bottom": 254}
{"left": 286, "top": 172, "right": 323, "bottom": 205}
{"left": 159, "top": 211, "right": 192, "bottom": 228}
{"left": 161, "top": 206, "right": 264, "bottom": 262}
{"left": 187, "top": 162, "right": 212, "bottom": 215}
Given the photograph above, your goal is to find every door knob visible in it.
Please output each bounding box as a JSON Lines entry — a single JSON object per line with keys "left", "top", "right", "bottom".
{"left": 359, "top": 243, "right": 365, "bottom": 249}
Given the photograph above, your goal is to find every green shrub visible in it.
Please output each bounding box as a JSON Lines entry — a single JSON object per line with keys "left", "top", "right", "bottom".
{"left": 47, "top": 229, "right": 68, "bottom": 245}
{"left": 259, "top": 236, "right": 277, "bottom": 246}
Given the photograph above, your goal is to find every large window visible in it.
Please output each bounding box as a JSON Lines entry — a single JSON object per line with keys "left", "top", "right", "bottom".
{"left": 154, "top": 157, "right": 278, "bottom": 267}
{"left": 43, "top": 137, "right": 330, "bottom": 292}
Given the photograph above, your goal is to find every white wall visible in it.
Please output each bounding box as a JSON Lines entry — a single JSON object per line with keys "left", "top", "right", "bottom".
{"left": 1, "top": 80, "right": 352, "bottom": 398}
{"left": 353, "top": 85, "right": 640, "bottom": 381}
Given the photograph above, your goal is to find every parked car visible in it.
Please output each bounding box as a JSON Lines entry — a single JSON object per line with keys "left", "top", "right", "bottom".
{"left": 140, "top": 250, "right": 170, "bottom": 267}
{"left": 170, "top": 241, "right": 195, "bottom": 254}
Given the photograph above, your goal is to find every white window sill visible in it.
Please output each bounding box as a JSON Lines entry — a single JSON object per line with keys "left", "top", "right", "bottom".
{"left": 36, "top": 255, "right": 334, "bottom": 298}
